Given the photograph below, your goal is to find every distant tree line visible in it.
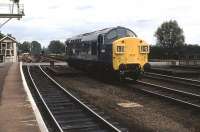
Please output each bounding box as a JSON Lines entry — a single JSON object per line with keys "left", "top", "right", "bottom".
{"left": 18, "top": 41, "right": 41, "bottom": 55}
{"left": 18, "top": 40, "right": 65, "bottom": 55}
{"left": 18, "top": 20, "right": 200, "bottom": 60}
{"left": 151, "top": 20, "right": 200, "bottom": 60}
{"left": 150, "top": 44, "right": 200, "bottom": 60}
{"left": 48, "top": 40, "right": 65, "bottom": 54}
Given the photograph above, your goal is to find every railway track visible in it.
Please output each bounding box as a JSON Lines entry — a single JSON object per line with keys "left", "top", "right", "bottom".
{"left": 144, "top": 72, "right": 200, "bottom": 88}
{"left": 124, "top": 73, "right": 200, "bottom": 110}
{"left": 23, "top": 65, "right": 125, "bottom": 132}
{"left": 135, "top": 80, "right": 200, "bottom": 109}
{"left": 171, "top": 65, "right": 200, "bottom": 71}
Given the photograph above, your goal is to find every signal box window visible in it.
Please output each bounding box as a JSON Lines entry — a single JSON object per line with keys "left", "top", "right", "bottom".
{"left": 2, "top": 43, "right": 6, "bottom": 48}
{"left": 7, "top": 43, "right": 12, "bottom": 49}
{"left": 6, "top": 50, "right": 10, "bottom": 56}
{"left": 2, "top": 50, "right": 5, "bottom": 54}
{"left": 11, "top": 50, "right": 14, "bottom": 56}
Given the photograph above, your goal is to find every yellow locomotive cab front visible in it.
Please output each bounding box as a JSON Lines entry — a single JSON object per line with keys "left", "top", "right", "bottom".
{"left": 112, "top": 37, "right": 149, "bottom": 79}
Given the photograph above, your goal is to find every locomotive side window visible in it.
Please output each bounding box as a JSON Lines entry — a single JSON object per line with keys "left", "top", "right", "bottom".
{"left": 98, "top": 35, "right": 103, "bottom": 44}
{"left": 91, "top": 42, "right": 97, "bottom": 55}
{"left": 72, "top": 49, "right": 76, "bottom": 54}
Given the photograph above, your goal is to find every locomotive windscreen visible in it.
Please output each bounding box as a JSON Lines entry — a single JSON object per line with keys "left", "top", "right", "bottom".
{"left": 106, "top": 28, "right": 137, "bottom": 42}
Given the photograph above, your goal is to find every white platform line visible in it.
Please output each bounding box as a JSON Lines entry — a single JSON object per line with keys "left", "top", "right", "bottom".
{"left": 20, "top": 62, "right": 49, "bottom": 132}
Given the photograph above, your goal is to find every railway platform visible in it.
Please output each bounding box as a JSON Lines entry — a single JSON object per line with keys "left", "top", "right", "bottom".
{"left": 0, "top": 63, "right": 40, "bottom": 132}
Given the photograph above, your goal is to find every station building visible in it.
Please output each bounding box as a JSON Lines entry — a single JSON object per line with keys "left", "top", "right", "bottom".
{"left": 0, "top": 33, "right": 18, "bottom": 62}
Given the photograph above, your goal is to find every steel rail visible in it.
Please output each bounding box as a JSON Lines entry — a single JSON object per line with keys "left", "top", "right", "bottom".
{"left": 145, "top": 72, "right": 200, "bottom": 87}
{"left": 126, "top": 78, "right": 200, "bottom": 109}
{"left": 137, "top": 80, "right": 200, "bottom": 98}
{"left": 27, "top": 66, "right": 64, "bottom": 132}
{"left": 39, "top": 65, "right": 122, "bottom": 132}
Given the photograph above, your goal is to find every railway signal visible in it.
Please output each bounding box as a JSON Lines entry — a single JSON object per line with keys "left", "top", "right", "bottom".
{"left": 0, "top": 0, "right": 24, "bottom": 29}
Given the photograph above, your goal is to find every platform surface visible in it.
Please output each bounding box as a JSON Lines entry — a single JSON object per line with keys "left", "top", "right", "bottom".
{"left": 0, "top": 63, "right": 40, "bottom": 132}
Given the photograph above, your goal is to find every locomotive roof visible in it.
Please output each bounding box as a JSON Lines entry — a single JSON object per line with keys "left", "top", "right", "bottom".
{"left": 66, "top": 26, "right": 134, "bottom": 42}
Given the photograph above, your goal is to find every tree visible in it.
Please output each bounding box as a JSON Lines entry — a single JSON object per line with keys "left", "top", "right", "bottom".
{"left": 18, "top": 41, "right": 31, "bottom": 53}
{"left": 31, "top": 41, "right": 41, "bottom": 55}
{"left": 154, "top": 20, "right": 185, "bottom": 48}
{"left": 0, "top": 33, "right": 4, "bottom": 39}
{"left": 48, "top": 40, "right": 65, "bottom": 54}
{"left": 41, "top": 46, "right": 49, "bottom": 55}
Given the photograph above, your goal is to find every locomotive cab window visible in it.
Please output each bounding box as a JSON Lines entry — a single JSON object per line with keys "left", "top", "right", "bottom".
{"left": 126, "top": 30, "right": 137, "bottom": 37}
{"left": 140, "top": 45, "right": 149, "bottom": 53}
{"left": 117, "top": 28, "right": 126, "bottom": 38}
{"left": 107, "top": 30, "right": 117, "bottom": 40}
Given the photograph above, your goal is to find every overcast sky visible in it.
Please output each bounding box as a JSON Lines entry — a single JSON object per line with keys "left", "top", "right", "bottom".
{"left": 0, "top": 0, "right": 200, "bottom": 47}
